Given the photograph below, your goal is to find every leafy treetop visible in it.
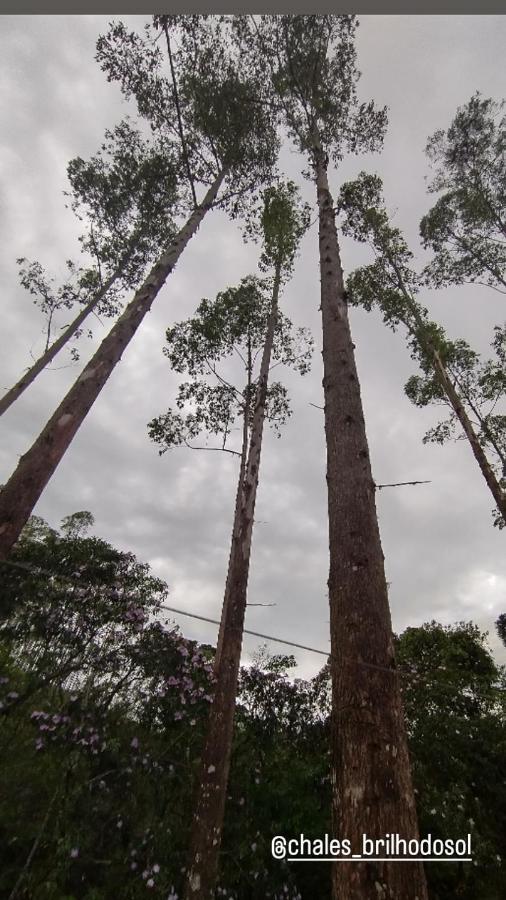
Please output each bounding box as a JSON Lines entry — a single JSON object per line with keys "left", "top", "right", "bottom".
{"left": 96, "top": 16, "right": 279, "bottom": 217}
{"left": 337, "top": 171, "right": 506, "bottom": 516}
{"left": 420, "top": 93, "right": 506, "bottom": 293}
{"left": 237, "top": 15, "right": 387, "bottom": 168}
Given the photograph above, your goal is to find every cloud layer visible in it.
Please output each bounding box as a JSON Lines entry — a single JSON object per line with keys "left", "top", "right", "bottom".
{"left": 1, "top": 15, "right": 505, "bottom": 677}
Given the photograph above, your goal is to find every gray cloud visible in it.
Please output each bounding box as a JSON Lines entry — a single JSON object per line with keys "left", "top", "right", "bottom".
{"left": 1, "top": 15, "right": 505, "bottom": 680}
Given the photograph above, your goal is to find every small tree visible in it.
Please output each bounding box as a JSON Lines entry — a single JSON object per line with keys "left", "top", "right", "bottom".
{"left": 60, "top": 511, "right": 95, "bottom": 540}
{"left": 396, "top": 621, "right": 506, "bottom": 900}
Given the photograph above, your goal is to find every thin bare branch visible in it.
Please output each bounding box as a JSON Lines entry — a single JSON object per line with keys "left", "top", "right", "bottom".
{"left": 376, "top": 480, "right": 432, "bottom": 490}
{"left": 182, "top": 438, "right": 241, "bottom": 457}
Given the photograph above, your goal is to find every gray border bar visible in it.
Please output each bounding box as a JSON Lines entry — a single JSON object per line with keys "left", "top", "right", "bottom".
{"left": 0, "top": 6, "right": 504, "bottom": 16}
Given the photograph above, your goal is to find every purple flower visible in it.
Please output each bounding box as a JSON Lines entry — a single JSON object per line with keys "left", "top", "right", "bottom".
{"left": 131, "top": 737, "right": 139, "bottom": 750}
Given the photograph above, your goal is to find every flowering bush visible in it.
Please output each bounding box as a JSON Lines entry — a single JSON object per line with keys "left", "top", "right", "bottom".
{"left": 0, "top": 516, "right": 504, "bottom": 899}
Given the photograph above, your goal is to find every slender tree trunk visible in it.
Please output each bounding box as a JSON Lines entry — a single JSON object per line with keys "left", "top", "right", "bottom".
{"left": 184, "top": 268, "right": 281, "bottom": 900}
{"left": 214, "top": 365, "right": 251, "bottom": 672}
{"left": 430, "top": 348, "right": 506, "bottom": 519}
{"left": 314, "top": 149, "right": 428, "bottom": 900}
{"left": 0, "top": 172, "right": 226, "bottom": 562}
{"left": 388, "top": 259, "right": 506, "bottom": 521}
{"left": 0, "top": 259, "right": 130, "bottom": 418}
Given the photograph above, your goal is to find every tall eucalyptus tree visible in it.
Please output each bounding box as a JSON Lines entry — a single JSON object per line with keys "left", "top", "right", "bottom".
{"left": 151, "top": 182, "right": 311, "bottom": 899}
{"left": 338, "top": 172, "right": 506, "bottom": 526}
{"left": 0, "top": 119, "right": 179, "bottom": 418}
{"left": 0, "top": 16, "right": 278, "bottom": 562}
{"left": 242, "top": 15, "right": 428, "bottom": 900}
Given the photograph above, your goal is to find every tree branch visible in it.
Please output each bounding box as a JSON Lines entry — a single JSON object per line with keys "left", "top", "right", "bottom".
{"left": 376, "top": 480, "right": 432, "bottom": 490}
{"left": 183, "top": 438, "right": 241, "bottom": 457}
{"left": 162, "top": 20, "right": 198, "bottom": 208}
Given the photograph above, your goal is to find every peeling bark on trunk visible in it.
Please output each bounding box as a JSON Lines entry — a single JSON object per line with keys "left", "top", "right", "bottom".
{"left": 315, "top": 150, "right": 428, "bottom": 900}
{"left": 0, "top": 258, "right": 130, "bottom": 418}
{"left": 184, "top": 269, "right": 281, "bottom": 900}
{"left": 0, "top": 172, "right": 226, "bottom": 562}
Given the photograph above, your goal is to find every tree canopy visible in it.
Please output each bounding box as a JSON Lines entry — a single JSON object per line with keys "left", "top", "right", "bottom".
{"left": 0, "top": 517, "right": 504, "bottom": 900}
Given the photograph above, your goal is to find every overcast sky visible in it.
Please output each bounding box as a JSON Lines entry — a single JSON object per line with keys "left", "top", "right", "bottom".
{"left": 1, "top": 15, "right": 505, "bottom": 678}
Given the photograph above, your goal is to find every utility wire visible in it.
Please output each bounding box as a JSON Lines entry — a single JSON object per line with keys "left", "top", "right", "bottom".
{"left": 1, "top": 559, "right": 328, "bottom": 656}
{"left": 159, "top": 603, "right": 506, "bottom": 696}
{"left": 160, "top": 603, "right": 328, "bottom": 656}
{"left": 2, "top": 558, "right": 505, "bottom": 696}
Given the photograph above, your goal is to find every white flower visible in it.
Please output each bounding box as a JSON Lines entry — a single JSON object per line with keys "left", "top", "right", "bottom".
{"left": 70, "top": 847, "right": 79, "bottom": 859}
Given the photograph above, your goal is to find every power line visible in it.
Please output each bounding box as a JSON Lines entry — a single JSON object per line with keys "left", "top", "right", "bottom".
{"left": 2, "top": 557, "right": 505, "bottom": 696}
{"left": 160, "top": 603, "right": 328, "bottom": 657}
{"left": 159, "top": 603, "right": 506, "bottom": 696}
{"left": 1, "top": 559, "right": 328, "bottom": 656}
